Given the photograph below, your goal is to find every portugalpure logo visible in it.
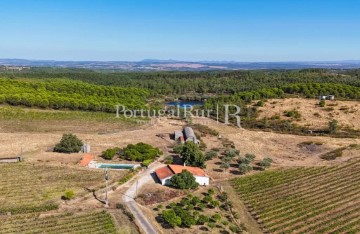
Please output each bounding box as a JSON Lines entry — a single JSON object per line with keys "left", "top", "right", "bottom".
{"left": 115, "top": 104, "right": 241, "bottom": 128}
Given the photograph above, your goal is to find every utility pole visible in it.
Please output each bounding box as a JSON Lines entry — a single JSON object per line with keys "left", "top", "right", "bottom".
{"left": 104, "top": 168, "right": 109, "bottom": 208}
{"left": 135, "top": 180, "right": 138, "bottom": 198}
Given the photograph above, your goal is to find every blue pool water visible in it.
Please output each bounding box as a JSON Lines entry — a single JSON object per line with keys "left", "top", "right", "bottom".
{"left": 166, "top": 101, "right": 203, "bottom": 108}
{"left": 96, "top": 164, "right": 135, "bottom": 169}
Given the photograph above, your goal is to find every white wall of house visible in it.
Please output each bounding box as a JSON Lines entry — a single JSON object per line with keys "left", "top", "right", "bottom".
{"left": 159, "top": 175, "right": 209, "bottom": 186}
{"left": 194, "top": 176, "right": 209, "bottom": 186}
{"left": 160, "top": 176, "right": 172, "bottom": 186}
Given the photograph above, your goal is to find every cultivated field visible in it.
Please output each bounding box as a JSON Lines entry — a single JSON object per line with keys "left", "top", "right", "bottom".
{"left": 231, "top": 160, "right": 360, "bottom": 233}
{"left": 0, "top": 163, "right": 126, "bottom": 214}
{"left": 255, "top": 98, "right": 360, "bottom": 130}
{"left": 0, "top": 211, "right": 117, "bottom": 234}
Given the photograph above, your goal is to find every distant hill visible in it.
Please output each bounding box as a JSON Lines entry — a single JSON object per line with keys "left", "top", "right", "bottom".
{"left": 1, "top": 58, "right": 360, "bottom": 71}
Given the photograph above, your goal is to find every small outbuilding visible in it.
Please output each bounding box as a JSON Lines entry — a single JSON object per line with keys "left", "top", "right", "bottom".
{"left": 155, "top": 164, "right": 209, "bottom": 186}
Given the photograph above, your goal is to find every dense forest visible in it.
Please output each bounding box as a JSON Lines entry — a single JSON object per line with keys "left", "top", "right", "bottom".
{"left": 0, "top": 79, "right": 149, "bottom": 112}
{"left": 0, "top": 68, "right": 360, "bottom": 115}
{"left": 1, "top": 68, "right": 360, "bottom": 97}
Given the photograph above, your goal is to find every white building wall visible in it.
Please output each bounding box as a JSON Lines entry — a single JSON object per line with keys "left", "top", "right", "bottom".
{"left": 195, "top": 176, "right": 209, "bottom": 186}
{"left": 160, "top": 175, "right": 209, "bottom": 186}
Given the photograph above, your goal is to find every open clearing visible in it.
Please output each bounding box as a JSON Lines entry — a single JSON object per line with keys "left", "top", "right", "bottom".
{"left": 193, "top": 117, "right": 360, "bottom": 170}
{"left": 231, "top": 159, "right": 360, "bottom": 233}
{"left": 255, "top": 98, "right": 360, "bottom": 130}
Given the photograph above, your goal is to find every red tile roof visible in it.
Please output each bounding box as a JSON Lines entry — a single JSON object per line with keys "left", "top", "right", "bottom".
{"left": 155, "top": 164, "right": 207, "bottom": 180}
{"left": 79, "top": 154, "right": 94, "bottom": 167}
{"left": 169, "top": 164, "right": 207, "bottom": 177}
{"left": 155, "top": 166, "right": 174, "bottom": 180}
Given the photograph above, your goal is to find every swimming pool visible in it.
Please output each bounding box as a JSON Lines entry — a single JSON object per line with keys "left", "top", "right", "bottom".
{"left": 96, "top": 163, "right": 137, "bottom": 169}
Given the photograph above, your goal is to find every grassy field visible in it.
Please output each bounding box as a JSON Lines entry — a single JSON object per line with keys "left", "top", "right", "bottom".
{"left": 0, "top": 211, "right": 117, "bottom": 234}
{"left": 231, "top": 160, "right": 360, "bottom": 234}
{"left": 0, "top": 106, "right": 144, "bottom": 133}
{"left": 0, "top": 163, "right": 126, "bottom": 214}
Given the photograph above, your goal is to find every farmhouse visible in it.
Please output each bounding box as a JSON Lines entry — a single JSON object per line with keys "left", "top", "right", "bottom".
{"left": 174, "top": 127, "right": 200, "bottom": 144}
{"left": 155, "top": 164, "right": 209, "bottom": 186}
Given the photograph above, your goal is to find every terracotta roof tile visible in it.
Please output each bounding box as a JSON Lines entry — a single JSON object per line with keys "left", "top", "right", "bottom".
{"left": 168, "top": 164, "right": 207, "bottom": 177}
{"left": 155, "top": 166, "right": 174, "bottom": 180}
{"left": 79, "top": 154, "right": 94, "bottom": 167}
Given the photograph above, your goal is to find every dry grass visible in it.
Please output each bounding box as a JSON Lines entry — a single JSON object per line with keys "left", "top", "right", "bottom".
{"left": 255, "top": 98, "right": 360, "bottom": 130}
{"left": 0, "top": 163, "right": 126, "bottom": 214}
{"left": 193, "top": 117, "right": 360, "bottom": 168}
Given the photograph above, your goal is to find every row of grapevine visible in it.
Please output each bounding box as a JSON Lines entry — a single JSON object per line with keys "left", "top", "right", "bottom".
{"left": 0, "top": 163, "right": 125, "bottom": 214}
{"left": 0, "top": 211, "right": 117, "bottom": 233}
{"left": 231, "top": 160, "right": 360, "bottom": 233}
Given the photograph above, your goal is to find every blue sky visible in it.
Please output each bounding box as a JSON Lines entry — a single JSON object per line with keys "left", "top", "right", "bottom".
{"left": 1, "top": 0, "right": 360, "bottom": 61}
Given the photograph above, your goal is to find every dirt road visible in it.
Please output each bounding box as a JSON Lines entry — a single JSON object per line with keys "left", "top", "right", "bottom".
{"left": 124, "top": 162, "right": 164, "bottom": 234}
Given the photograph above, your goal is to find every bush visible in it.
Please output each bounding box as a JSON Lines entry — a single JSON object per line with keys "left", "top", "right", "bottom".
{"left": 162, "top": 210, "right": 182, "bottom": 228}
{"left": 54, "top": 134, "right": 83, "bottom": 153}
{"left": 123, "top": 142, "right": 162, "bottom": 162}
{"left": 164, "top": 156, "right": 173, "bottom": 164}
{"left": 101, "top": 147, "right": 119, "bottom": 160}
{"left": 211, "top": 213, "right": 222, "bottom": 222}
{"left": 224, "top": 148, "right": 240, "bottom": 158}
{"left": 197, "top": 214, "right": 209, "bottom": 225}
{"left": 141, "top": 159, "right": 153, "bottom": 167}
{"left": 328, "top": 119, "right": 339, "bottom": 134}
{"left": 173, "top": 144, "right": 184, "bottom": 154}
{"left": 258, "top": 157, "right": 273, "bottom": 169}
{"left": 170, "top": 170, "right": 199, "bottom": 190}
{"left": 319, "top": 100, "right": 326, "bottom": 107}
{"left": 238, "top": 153, "right": 256, "bottom": 164}
{"left": 239, "top": 163, "right": 253, "bottom": 174}
{"left": 62, "top": 190, "right": 75, "bottom": 200}
{"left": 320, "top": 148, "right": 344, "bottom": 160}
{"left": 255, "top": 100, "right": 265, "bottom": 107}
{"left": 284, "top": 109, "right": 301, "bottom": 119}
{"left": 205, "top": 151, "right": 218, "bottom": 160}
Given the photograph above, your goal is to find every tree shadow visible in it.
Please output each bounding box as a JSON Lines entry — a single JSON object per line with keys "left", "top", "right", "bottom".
{"left": 229, "top": 170, "right": 241, "bottom": 175}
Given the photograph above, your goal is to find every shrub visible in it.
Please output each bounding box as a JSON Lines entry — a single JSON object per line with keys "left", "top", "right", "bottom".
{"left": 123, "top": 142, "right": 162, "bottom": 162}
{"left": 141, "top": 159, "right": 153, "bottom": 167}
{"left": 328, "top": 119, "right": 339, "bottom": 133}
{"left": 101, "top": 147, "right": 119, "bottom": 160}
{"left": 211, "top": 213, "right": 222, "bottom": 222}
{"left": 163, "top": 156, "right": 173, "bottom": 164}
{"left": 284, "top": 109, "right": 301, "bottom": 119}
{"left": 191, "top": 196, "right": 201, "bottom": 205}
{"left": 224, "top": 148, "right": 240, "bottom": 158}
{"left": 170, "top": 170, "right": 199, "bottom": 190}
{"left": 207, "top": 188, "right": 215, "bottom": 196}
{"left": 162, "top": 210, "right": 182, "bottom": 228}
{"left": 62, "top": 190, "right": 75, "bottom": 200}
{"left": 197, "top": 214, "right": 209, "bottom": 225}
{"left": 209, "top": 200, "right": 220, "bottom": 208}
{"left": 229, "top": 225, "right": 241, "bottom": 233}
{"left": 205, "top": 151, "right": 218, "bottom": 160}
{"left": 319, "top": 100, "right": 326, "bottom": 107}
{"left": 258, "top": 157, "right": 273, "bottom": 169}
{"left": 255, "top": 100, "right": 265, "bottom": 107}
{"left": 238, "top": 153, "right": 255, "bottom": 164}
{"left": 239, "top": 163, "right": 253, "bottom": 174}
{"left": 173, "top": 144, "right": 184, "bottom": 154}
{"left": 320, "top": 148, "right": 344, "bottom": 160}
{"left": 54, "top": 134, "right": 83, "bottom": 153}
